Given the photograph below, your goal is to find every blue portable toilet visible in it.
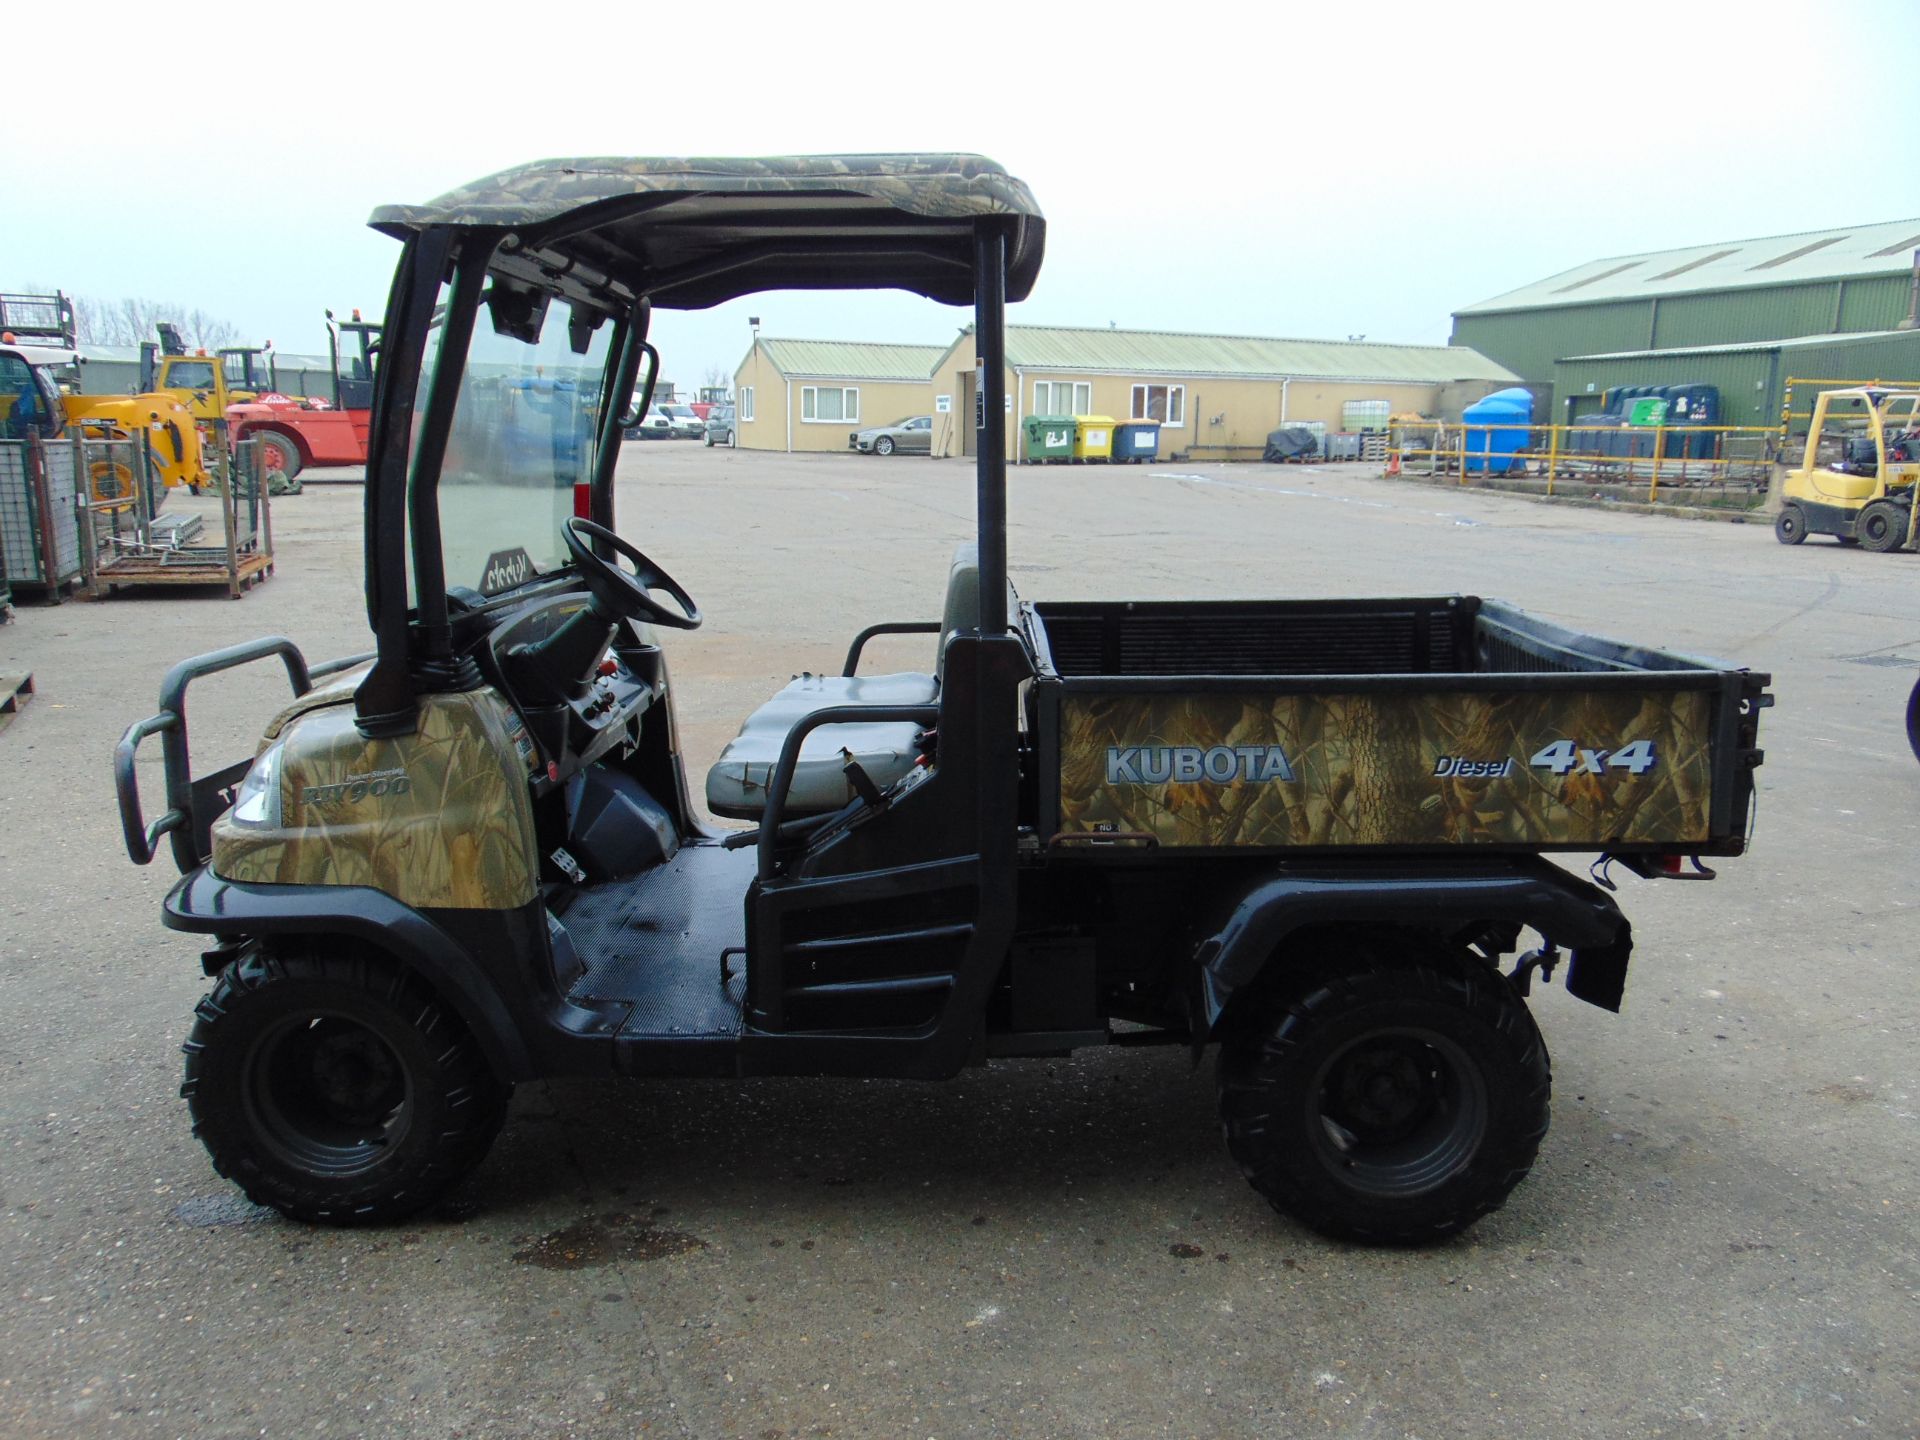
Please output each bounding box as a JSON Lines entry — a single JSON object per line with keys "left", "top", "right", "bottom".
{"left": 1462, "top": 387, "right": 1533, "bottom": 474}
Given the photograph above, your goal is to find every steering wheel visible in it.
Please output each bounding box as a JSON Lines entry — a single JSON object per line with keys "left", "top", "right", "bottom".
{"left": 561, "top": 517, "right": 703, "bottom": 630}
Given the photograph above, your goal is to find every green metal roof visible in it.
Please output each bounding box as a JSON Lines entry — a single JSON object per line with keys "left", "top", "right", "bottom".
{"left": 755, "top": 338, "right": 949, "bottom": 381}
{"left": 998, "top": 325, "right": 1515, "bottom": 383}
{"left": 1459, "top": 218, "right": 1920, "bottom": 315}
{"left": 1564, "top": 328, "right": 1919, "bottom": 361}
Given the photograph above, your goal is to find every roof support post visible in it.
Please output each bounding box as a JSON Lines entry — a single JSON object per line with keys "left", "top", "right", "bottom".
{"left": 355, "top": 228, "right": 453, "bottom": 737}
{"left": 406, "top": 241, "right": 491, "bottom": 665}
{"left": 593, "top": 299, "right": 650, "bottom": 530}
{"left": 973, "top": 220, "right": 1010, "bottom": 634}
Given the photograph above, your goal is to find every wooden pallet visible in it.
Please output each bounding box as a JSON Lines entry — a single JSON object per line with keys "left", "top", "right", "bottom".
{"left": 93, "top": 549, "right": 273, "bottom": 599}
{"left": 0, "top": 673, "right": 32, "bottom": 734}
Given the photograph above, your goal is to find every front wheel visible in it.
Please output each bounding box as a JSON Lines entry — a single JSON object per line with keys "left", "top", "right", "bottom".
{"left": 1774, "top": 504, "right": 1807, "bottom": 545}
{"left": 182, "top": 948, "right": 511, "bottom": 1226}
{"left": 256, "top": 432, "right": 304, "bottom": 485}
{"left": 875, "top": 436, "right": 895, "bottom": 456}
{"left": 1218, "top": 950, "right": 1549, "bottom": 1244}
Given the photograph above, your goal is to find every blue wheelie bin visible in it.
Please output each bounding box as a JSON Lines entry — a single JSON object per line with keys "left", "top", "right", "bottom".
{"left": 1111, "top": 419, "right": 1162, "bottom": 463}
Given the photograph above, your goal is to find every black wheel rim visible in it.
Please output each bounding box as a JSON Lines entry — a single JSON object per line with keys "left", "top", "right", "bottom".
{"left": 243, "top": 1014, "right": 413, "bottom": 1176}
{"left": 1308, "top": 1027, "right": 1488, "bottom": 1198}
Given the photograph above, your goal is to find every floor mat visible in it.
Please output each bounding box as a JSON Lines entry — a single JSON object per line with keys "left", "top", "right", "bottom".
{"left": 556, "top": 841, "right": 753, "bottom": 1038}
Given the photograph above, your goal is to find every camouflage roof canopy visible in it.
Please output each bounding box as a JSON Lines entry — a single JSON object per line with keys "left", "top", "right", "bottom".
{"left": 369, "top": 155, "right": 1045, "bottom": 310}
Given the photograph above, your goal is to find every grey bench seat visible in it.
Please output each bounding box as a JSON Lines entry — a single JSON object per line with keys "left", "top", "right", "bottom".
{"left": 703, "top": 703, "right": 930, "bottom": 820}
{"left": 705, "top": 544, "right": 990, "bottom": 821}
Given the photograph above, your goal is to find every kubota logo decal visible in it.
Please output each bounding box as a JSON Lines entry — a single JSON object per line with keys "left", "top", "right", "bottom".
{"left": 1106, "top": 745, "right": 1295, "bottom": 785}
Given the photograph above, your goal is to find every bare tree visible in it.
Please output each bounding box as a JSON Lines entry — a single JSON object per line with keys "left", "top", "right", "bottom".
{"left": 183, "top": 308, "right": 239, "bottom": 350}
{"left": 701, "top": 361, "right": 733, "bottom": 398}
{"left": 62, "top": 293, "right": 243, "bottom": 349}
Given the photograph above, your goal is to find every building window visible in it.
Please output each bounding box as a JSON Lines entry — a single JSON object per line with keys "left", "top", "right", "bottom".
{"left": 802, "top": 386, "right": 859, "bottom": 423}
{"left": 740, "top": 386, "right": 754, "bottom": 421}
{"left": 1033, "top": 379, "right": 1091, "bottom": 415}
{"left": 1131, "top": 383, "right": 1185, "bottom": 427}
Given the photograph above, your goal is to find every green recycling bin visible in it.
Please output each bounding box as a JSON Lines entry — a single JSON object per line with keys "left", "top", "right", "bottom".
{"left": 1022, "top": 414, "right": 1075, "bottom": 463}
{"left": 1072, "top": 415, "right": 1116, "bottom": 462}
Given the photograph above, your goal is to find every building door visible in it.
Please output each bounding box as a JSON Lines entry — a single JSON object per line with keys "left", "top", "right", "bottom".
{"left": 960, "top": 369, "right": 977, "bottom": 458}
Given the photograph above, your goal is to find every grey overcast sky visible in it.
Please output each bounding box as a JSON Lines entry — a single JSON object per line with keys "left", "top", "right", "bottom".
{"left": 8, "top": 0, "right": 1917, "bottom": 387}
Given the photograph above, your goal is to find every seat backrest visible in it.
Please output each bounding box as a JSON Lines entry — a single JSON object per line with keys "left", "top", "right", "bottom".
{"left": 937, "top": 542, "right": 980, "bottom": 680}
{"left": 936, "top": 541, "right": 1022, "bottom": 680}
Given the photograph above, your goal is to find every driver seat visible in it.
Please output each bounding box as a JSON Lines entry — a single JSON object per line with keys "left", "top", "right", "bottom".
{"left": 704, "top": 543, "right": 995, "bottom": 820}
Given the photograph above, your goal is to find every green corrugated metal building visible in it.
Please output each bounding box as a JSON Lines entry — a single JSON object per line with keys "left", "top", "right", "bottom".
{"left": 1451, "top": 218, "right": 1920, "bottom": 424}
{"left": 1553, "top": 329, "right": 1920, "bottom": 426}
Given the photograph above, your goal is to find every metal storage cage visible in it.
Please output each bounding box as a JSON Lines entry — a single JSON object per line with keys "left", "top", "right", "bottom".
{"left": 0, "top": 439, "right": 84, "bottom": 593}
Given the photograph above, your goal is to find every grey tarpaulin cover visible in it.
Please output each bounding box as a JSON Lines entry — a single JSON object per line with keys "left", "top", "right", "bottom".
{"left": 1263, "top": 427, "right": 1319, "bottom": 462}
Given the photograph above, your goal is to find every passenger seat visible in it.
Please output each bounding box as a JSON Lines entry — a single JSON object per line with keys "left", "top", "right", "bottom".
{"left": 704, "top": 544, "right": 997, "bottom": 820}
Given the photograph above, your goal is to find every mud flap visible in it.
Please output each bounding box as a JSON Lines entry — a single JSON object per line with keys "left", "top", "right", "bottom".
{"left": 1564, "top": 919, "right": 1633, "bottom": 1012}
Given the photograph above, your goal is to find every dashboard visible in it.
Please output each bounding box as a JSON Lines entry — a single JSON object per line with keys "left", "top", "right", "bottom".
{"left": 463, "top": 587, "right": 663, "bottom": 795}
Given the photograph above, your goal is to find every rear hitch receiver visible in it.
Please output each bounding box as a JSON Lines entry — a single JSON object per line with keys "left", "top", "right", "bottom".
{"left": 1508, "top": 944, "right": 1560, "bottom": 998}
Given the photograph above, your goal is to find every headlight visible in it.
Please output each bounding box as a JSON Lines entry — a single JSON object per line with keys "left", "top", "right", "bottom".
{"left": 229, "top": 741, "right": 285, "bottom": 827}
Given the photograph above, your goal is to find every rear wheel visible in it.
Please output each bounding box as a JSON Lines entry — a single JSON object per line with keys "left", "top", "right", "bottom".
{"left": 1774, "top": 505, "right": 1807, "bottom": 545}
{"left": 875, "top": 436, "right": 895, "bottom": 456}
{"left": 256, "top": 431, "right": 304, "bottom": 484}
{"left": 1218, "top": 945, "right": 1549, "bottom": 1244}
{"left": 1857, "top": 501, "right": 1907, "bottom": 553}
{"left": 1907, "top": 676, "right": 1920, "bottom": 765}
{"left": 182, "top": 948, "right": 511, "bottom": 1226}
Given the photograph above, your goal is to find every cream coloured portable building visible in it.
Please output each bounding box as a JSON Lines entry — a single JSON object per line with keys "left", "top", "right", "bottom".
{"left": 925, "top": 325, "right": 1519, "bottom": 461}
{"left": 732, "top": 338, "right": 948, "bottom": 453}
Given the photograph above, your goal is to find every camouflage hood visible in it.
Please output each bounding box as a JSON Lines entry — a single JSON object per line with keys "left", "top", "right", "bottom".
{"left": 369, "top": 154, "right": 1046, "bottom": 307}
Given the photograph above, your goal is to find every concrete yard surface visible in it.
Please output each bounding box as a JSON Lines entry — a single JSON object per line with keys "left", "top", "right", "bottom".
{"left": 1, "top": 446, "right": 1916, "bottom": 1438}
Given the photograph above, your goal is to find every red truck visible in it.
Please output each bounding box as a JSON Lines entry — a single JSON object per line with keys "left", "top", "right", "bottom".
{"left": 225, "top": 311, "right": 379, "bottom": 481}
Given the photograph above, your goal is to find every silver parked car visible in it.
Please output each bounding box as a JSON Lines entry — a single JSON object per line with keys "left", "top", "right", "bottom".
{"left": 704, "top": 404, "right": 735, "bottom": 447}
{"left": 850, "top": 415, "right": 934, "bottom": 455}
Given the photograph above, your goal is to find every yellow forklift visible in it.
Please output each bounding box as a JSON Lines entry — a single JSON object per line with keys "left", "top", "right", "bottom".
{"left": 1775, "top": 387, "right": 1920, "bottom": 552}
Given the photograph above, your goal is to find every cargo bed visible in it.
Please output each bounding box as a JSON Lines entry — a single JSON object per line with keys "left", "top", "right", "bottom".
{"left": 1024, "top": 596, "right": 1768, "bottom": 856}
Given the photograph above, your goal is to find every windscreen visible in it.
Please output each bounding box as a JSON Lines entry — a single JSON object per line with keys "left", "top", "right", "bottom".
{"left": 0, "top": 355, "right": 66, "bottom": 438}
{"left": 420, "top": 286, "right": 613, "bottom": 598}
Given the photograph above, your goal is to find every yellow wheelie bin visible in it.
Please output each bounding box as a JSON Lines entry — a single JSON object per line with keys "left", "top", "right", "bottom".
{"left": 1071, "top": 414, "right": 1115, "bottom": 463}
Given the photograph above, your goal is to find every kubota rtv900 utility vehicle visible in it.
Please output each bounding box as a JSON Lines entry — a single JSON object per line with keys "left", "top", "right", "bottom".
{"left": 116, "top": 155, "right": 1769, "bottom": 1243}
